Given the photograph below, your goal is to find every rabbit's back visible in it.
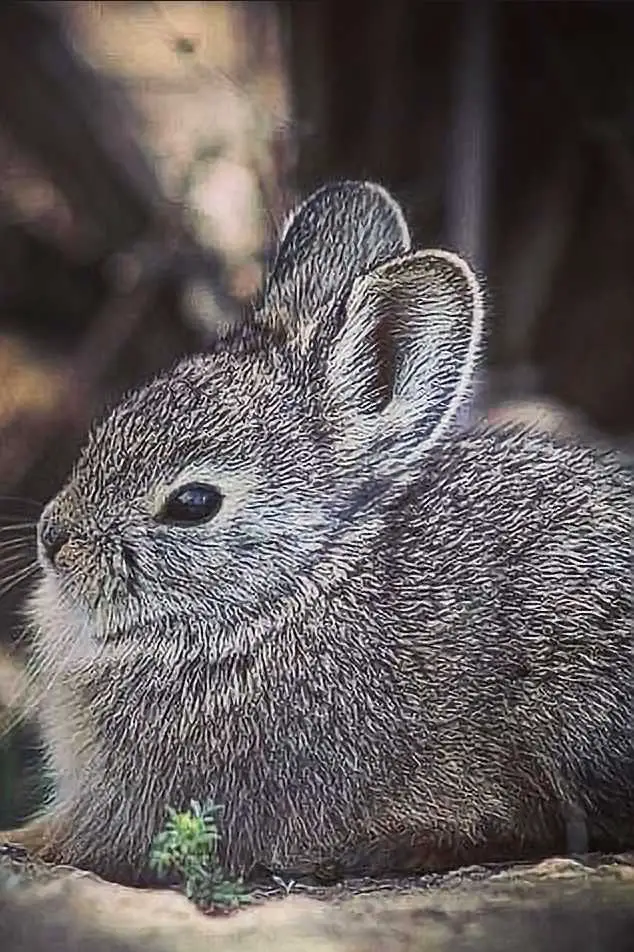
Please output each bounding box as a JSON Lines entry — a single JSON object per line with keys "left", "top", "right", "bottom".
{"left": 362, "top": 423, "right": 634, "bottom": 854}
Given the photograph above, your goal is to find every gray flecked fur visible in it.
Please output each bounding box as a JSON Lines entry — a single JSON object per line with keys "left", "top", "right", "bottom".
{"left": 17, "top": 181, "right": 634, "bottom": 884}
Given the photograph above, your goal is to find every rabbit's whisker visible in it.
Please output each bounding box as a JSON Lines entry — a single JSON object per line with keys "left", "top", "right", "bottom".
{"left": 0, "top": 539, "right": 35, "bottom": 553}
{"left": 0, "top": 495, "right": 43, "bottom": 508}
{"left": 0, "top": 522, "right": 37, "bottom": 535}
{"left": 0, "top": 552, "right": 34, "bottom": 570}
{"left": 0, "top": 562, "right": 39, "bottom": 599}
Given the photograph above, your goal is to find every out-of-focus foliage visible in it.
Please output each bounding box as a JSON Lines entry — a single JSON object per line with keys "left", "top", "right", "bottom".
{"left": 0, "top": 0, "right": 290, "bottom": 830}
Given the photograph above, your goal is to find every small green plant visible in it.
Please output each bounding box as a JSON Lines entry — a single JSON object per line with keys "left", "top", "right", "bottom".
{"left": 149, "top": 799, "right": 249, "bottom": 913}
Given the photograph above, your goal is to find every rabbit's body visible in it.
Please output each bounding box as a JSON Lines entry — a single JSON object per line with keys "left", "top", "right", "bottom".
{"left": 5, "top": 182, "right": 633, "bottom": 884}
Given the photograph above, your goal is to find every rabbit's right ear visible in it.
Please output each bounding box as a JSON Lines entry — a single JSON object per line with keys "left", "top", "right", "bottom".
{"left": 326, "top": 249, "right": 484, "bottom": 457}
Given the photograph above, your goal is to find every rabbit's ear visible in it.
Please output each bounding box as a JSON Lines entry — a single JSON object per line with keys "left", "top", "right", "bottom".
{"left": 264, "top": 181, "right": 411, "bottom": 324}
{"left": 326, "top": 250, "right": 484, "bottom": 452}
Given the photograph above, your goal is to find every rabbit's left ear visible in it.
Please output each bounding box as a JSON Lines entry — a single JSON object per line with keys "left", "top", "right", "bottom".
{"left": 326, "top": 249, "right": 484, "bottom": 453}
{"left": 262, "top": 181, "right": 411, "bottom": 329}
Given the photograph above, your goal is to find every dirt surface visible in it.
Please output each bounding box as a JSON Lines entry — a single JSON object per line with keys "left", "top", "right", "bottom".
{"left": 3, "top": 851, "right": 634, "bottom": 951}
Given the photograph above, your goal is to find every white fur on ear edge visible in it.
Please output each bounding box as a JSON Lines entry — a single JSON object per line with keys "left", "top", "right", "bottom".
{"left": 402, "top": 249, "right": 484, "bottom": 452}
{"left": 328, "top": 248, "right": 485, "bottom": 464}
{"left": 279, "top": 181, "right": 412, "bottom": 252}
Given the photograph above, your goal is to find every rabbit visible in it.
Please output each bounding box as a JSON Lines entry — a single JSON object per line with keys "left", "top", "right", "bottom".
{"left": 2, "top": 180, "right": 633, "bottom": 886}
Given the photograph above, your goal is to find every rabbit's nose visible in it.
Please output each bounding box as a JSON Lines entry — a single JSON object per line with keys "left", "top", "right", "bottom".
{"left": 38, "top": 517, "right": 70, "bottom": 566}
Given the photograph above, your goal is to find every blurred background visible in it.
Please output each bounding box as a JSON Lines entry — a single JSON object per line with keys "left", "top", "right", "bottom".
{"left": 1, "top": 0, "right": 633, "bottom": 829}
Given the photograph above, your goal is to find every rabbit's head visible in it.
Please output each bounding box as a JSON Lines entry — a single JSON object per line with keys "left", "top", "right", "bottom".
{"left": 32, "top": 182, "right": 483, "bottom": 662}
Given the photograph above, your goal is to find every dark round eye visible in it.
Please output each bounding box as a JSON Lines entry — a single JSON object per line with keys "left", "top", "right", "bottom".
{"left": 158, "top": 483, "right": 223, "bottom": 525}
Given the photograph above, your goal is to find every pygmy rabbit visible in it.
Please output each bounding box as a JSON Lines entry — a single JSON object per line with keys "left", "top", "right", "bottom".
{"left": 3, "top": 181, "right": 633, "bottom": 884}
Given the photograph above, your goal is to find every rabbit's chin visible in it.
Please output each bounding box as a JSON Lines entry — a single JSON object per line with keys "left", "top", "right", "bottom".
{"left": 26, "top": 572, "right": 104, "bottom": 668}
{"left": 28, "top": 571, "right": 264, "bottom": 671}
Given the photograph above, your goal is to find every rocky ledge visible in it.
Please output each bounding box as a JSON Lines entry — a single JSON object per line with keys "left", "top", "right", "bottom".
{"left": 2, "top": 852, "right": 634, "bottom": 951}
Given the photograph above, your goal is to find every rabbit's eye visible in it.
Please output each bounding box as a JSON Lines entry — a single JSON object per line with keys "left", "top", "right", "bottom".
{"left": 158, "top": 483, "right": 223, "bottom": 525}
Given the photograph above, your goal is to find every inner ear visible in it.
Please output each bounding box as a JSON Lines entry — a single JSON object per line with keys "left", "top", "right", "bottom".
{"left": 261, "top": 181, "right": 411, "bottom": 333}
{"left": 326, "top": 250, "right": 484, "bottom": 450}
{"left": 370, "top": 318, "right": 400, "bottom": 414}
